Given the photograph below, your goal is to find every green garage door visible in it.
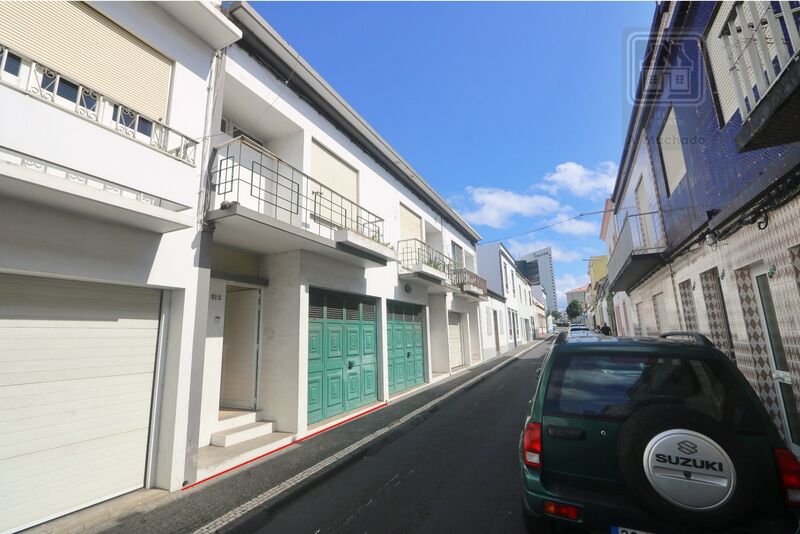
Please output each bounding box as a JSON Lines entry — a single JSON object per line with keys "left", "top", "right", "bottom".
{"left": 308, "top": 289, "right": 377, "bottom": 424}
{"left": 388, "top": 302, "right": 425, "bottom": 395}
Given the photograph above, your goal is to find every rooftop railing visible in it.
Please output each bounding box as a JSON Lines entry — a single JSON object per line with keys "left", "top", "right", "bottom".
{"left": 211, "top": 137, "right": 385, "bottom": 243}
{"left": 0, "top": 44, "right": 198, "bottom": 165}
{"left": 396, "top": 239, "right": 455, "bottom": 274}
{"left": 719, "top": 1, "right": 800, "bottom": 120}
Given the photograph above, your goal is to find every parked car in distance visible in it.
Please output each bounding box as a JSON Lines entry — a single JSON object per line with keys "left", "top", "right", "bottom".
{"left": 520, "top": 332, "right": 800, "bottom": 533}
{"left": 568, "top": 325, "right": 593, "bottom": 338}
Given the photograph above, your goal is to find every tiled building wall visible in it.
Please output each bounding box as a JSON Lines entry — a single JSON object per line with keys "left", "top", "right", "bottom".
{"left": 628, "top": 197, "right": 800, "bottom": 439}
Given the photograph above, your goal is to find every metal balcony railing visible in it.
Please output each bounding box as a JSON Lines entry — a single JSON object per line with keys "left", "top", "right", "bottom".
{"left": 450, "top": 267, "right": 487, "bottom": 295}
{"left": 212, "top": 137, "right": 385, "bottom": 242}
{"left": 607, "top": 212, "right": 666, "bottom": 288}
{"left": 0, "top": 45, "right": 198, "bottom": 165}
{"left": 396, "top": 239, "right": 455, "bottom": 274}
{"left": 719, "top": 1, "right": 800, "bottom": 120}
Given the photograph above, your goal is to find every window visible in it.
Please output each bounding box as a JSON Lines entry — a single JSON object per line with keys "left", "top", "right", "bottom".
{"left": 451, "top": 242, "right": 463, "bottom": 268}
{"left": 658, "top": 108, "right": 687, "bottom": 195}
{"left": 2, "top": 51, "right": 21, "bottom": 76}
{"left": 399, "top": 204, "right": 422, "bottom": 241}
{"left": 635, "top": 302, "right": 646, "bottom": 335}
{"left": 543, "top": 353, "right": 765, "bottom": 434}
{"left": 652, "top": 292, "right": 666, "bottom": 334}
{"left": 485, "top": 309, "right": 493, "bottom": 335}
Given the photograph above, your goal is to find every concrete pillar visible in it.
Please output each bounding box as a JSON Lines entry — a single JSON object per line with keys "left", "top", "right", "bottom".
{"left": 467, "top": 303, "right": 481, "bottom": 364}
{"left": 377, "top": 297, "right": 389, "bottom": 401}
{"left": 423, "top": 305, "right": 433, "bottom": 383}
{"left": 197, "top": 277, "right": 227, "bottom": 448}
{"left": 429, "top": 294, "right": 450, "bottom": 374}
{"left": 260, "top": 251, "right": 305, "bottom": 435}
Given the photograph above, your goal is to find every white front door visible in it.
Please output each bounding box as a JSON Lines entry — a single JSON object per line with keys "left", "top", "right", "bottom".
{"left": 220, "top": 286, "right": 260, "bottom": 410}
{"left": 448, "top": 312, "right": 464, "bottom": 369}
{"left": 751, "top": 265, "right": 800, "bottom": 455}
{"left": 0, "top": 274, "right": 161, "bottom": 533}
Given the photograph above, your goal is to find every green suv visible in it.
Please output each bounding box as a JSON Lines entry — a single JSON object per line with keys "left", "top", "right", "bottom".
{"left": 520, "top": 333, "right": 800, "bottom": 533}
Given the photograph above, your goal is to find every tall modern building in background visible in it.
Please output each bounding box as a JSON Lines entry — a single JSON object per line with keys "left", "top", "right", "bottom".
{"left": 516, "top": 247, "right": 557, "bottom": 313}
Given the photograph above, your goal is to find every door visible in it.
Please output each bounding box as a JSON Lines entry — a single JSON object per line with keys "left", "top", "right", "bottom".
{"left": 0, "top": 274, "right": 161, "bottom": 533}
{"left": 220, "top": 286, "right": 259, "bottom": 410}
{"left": 308, "top": 289, "right": 377, "bottom": 424}
{"left": 448, "top": 312, "right": 464, "bottom": 369}
{"left": 752, "top": 267, "right": 800, "bottom": 455}
{"left": 387, "top": 302, "right": 425, "bottom": 395}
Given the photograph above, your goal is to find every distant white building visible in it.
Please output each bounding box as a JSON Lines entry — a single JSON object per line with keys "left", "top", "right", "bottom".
{"left": 516, "top": 247, "right": 557, "bottom": 313}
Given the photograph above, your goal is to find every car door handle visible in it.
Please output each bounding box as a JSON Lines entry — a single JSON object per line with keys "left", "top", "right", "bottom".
{"left": 547, "top": 425, "right": 585, "bottom": 440}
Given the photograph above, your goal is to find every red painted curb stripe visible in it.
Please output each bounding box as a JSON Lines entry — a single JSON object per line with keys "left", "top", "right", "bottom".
{"left": 181, "top": 401, "right": 389, "bottom": 492}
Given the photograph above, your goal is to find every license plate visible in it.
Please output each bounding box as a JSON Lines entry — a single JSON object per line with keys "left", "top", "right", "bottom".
{"left": 611, "top": 527, "right": 654, "bottom": 534}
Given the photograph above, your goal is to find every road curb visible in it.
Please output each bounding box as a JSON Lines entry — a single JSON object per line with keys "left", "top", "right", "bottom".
{"left": 196, "top": 336, "right": 554, "bottom": 533}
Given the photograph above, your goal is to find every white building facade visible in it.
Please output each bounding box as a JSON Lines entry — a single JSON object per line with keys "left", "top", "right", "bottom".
{"left": 0, "top": 2, "right": 242, "bottom": 532}
{"left": 189, "top": 2, "right": 490, "bottom": 485}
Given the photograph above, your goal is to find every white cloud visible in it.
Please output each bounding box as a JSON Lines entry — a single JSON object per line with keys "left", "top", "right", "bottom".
{"left": 460, "top": 187, "right": 562, "bottom": 229}
{"left": 546, "top": 211, "right": 600, "bottom": 237}
{"left": 539, "top": 161, "right": 617, "bottom": 201}
{"left": 555, "top": 272, "right": 590, "bottom": 309}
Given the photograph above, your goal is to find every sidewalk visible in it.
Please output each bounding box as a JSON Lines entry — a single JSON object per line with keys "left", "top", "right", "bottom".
{"left": 29, "top": 339, "right": 552, "bottom": 534}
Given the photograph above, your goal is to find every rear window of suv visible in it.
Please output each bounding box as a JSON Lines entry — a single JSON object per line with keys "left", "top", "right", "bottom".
{"left": 543, "top": 353, "right": 765, "bottom": 434}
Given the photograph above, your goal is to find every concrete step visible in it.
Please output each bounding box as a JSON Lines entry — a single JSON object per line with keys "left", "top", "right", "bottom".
{"left": 215, "top": 410, "right": 259, "bottom": 433}
{"left": 211, "top": 421, "right": 275, "bottom": 447}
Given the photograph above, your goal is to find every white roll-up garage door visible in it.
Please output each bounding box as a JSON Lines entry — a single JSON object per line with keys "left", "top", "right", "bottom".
{"left": 448, "top": 312, "right": 464, "bottom": 369}
{"left": 0, "top": 274, "right": 162, "bottom": 533}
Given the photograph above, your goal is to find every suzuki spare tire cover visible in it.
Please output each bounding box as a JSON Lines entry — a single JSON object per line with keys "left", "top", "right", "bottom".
{"left": 617, "top": 404, "right": 755, "bottom": 531}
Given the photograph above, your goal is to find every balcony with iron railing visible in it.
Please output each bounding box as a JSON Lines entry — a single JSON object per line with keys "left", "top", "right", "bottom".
{"left": 0, "top": 45, "right": 198, "bottom": 165}
{"left": 449, "top": 267, "right": 488, "bottom": 300}
{"left": 209, "top": 137, "right": 395, "bottom": 265}
{"left": 607, "top": 212, "right": 666, "bottom": 293}
{"left": 396, "top": 238, "right": 457, "bottom": 289}
{"left": 719, "top": 1, "right": 800, "bottom": 150}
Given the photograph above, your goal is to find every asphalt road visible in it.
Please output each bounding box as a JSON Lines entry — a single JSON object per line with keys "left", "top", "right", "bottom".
{"left": 229, "top": 341, "right": 549, "bottom": 534}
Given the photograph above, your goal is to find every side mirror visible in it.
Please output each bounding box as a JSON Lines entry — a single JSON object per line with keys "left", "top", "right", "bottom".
{"left": 536, "top": 368, "right": 542, "bottom": 379}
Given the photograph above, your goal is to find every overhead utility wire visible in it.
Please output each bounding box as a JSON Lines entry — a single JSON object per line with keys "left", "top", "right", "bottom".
{"left": 481, "top": 208, "right": 614, "bottom": 244}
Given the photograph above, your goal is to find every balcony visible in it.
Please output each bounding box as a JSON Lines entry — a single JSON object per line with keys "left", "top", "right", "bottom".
{"left": 449, "top": 267, "right": 488, "bottom": 301}
{"left": 607, "top": 213, "right": 666, "bottom": 292}
{"left": 718, "top": 1, "right": 800, "bottom": 151}
{"left": 0, "top": 145, "right": 193, "bottom": 233}
{"left": 0, "top": 45, "right": 198, "bottom": 165}
{"left": 208, "top": 137, "right": 395, "bottom": 266}
{"left": 396, "top": 239, "right": 457, "bottom": 292}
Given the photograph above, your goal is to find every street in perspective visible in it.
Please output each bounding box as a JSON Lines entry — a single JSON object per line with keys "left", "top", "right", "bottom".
{"left": 1, "top": 1, "right": 800, "bottom": 534}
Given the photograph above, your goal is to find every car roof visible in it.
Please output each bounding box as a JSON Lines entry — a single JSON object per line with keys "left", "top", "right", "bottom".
{"left": 554, "top": 334, "right": 722, "bottom": 357}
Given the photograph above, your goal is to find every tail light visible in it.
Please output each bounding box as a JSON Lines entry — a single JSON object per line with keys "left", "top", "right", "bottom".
{"left": 523, "top": 422, "right": 542, "bottom": 468}
{"left": 543, "top": 500, "right": 580, "bottom": 521}
{"left": 775, "top": 448, "right": 800, "bottom": 507}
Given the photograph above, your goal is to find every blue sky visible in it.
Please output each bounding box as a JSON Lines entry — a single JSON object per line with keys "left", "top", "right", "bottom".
{"left": 253, "top": 1, "right": 655, "bottom": 308}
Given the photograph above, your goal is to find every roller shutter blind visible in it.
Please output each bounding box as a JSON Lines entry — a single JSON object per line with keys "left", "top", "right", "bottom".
{"left": 706, "top": 1, "right": 739, "bottom": 124}
{"left": 0, "top": 1, "right": 172, "bottom": 120}
{"left": 310, "top": 140, "right": 358, "bottom": 202}
{"left": 399, "top": 204, "right": 422, "bottom": 241}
